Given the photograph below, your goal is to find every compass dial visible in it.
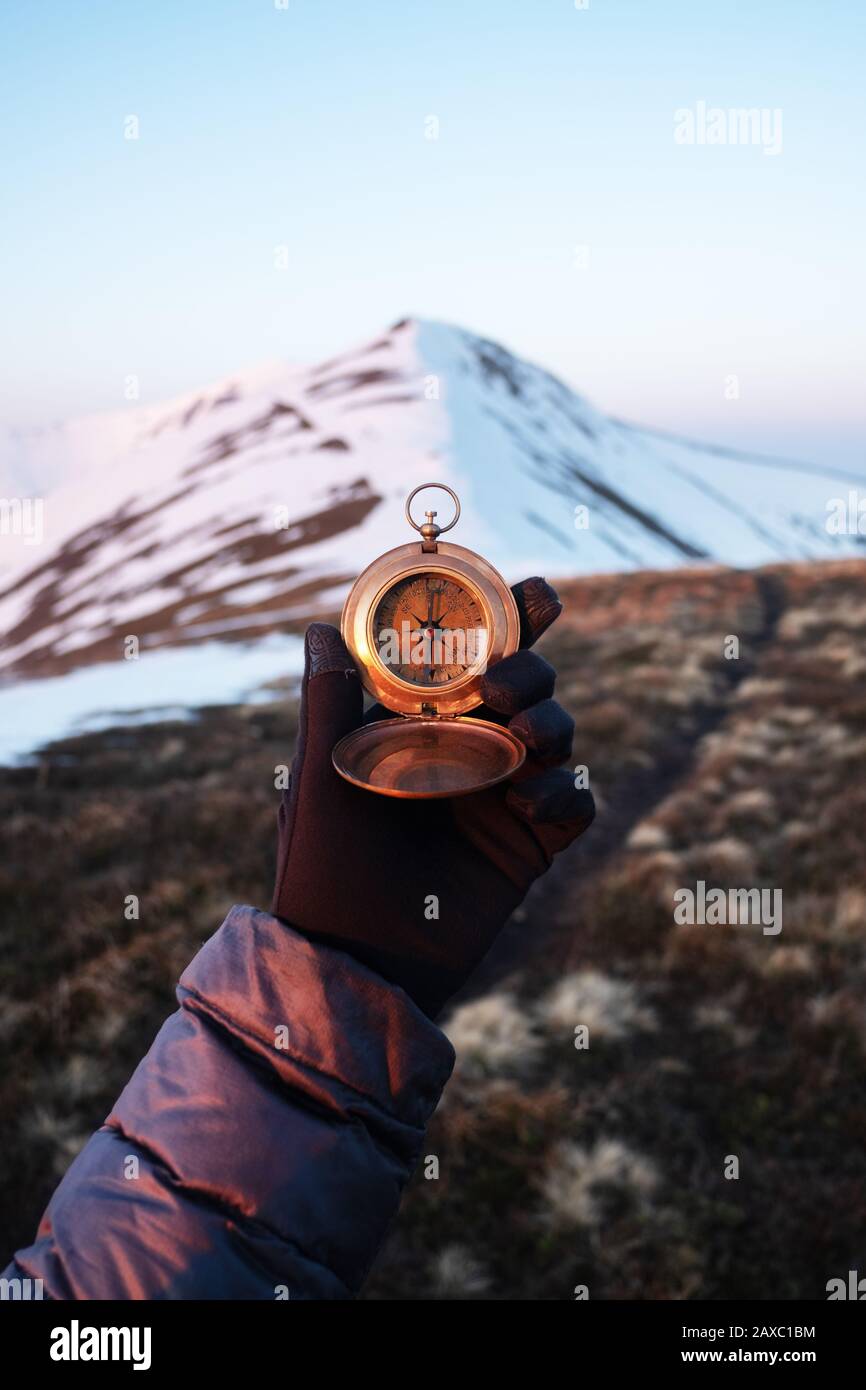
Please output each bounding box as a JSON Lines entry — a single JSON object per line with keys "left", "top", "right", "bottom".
{"left": 372, "top": 574, "right": 488, "bottom": 687}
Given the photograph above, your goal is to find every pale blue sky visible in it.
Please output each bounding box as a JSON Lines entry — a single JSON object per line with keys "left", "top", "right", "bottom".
{"left": 1, "top": 0, "right": 863, "bottom": 466}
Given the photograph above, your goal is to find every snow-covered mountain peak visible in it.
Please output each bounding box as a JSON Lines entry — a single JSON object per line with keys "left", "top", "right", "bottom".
{"left": 1, "top": 316, "right": 862, "bottom": 686}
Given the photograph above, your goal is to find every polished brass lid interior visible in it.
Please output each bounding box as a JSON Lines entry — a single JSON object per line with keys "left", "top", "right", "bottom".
{"left": 332, "top": 717, "right": 525, "bottom": 799}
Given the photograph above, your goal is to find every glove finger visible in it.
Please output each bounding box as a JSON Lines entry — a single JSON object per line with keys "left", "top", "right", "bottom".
{"left": 480, "top": 648, "right": 556, "bottom": 718}
{"left": 509, "top": 698, "right": 574, "bottom": 768}
{"left": 506, "top": 768, "right": 595, "bottom": 832}
{"left": 512, "top": 577, "right": 562, "bottom": 649}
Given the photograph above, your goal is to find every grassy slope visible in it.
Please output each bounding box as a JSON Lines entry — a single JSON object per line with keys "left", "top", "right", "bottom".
{"left": 2, "top": 558, "right": 865, "bottom": 1298}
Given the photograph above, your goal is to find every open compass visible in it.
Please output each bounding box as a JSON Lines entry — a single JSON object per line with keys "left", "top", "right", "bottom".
{"left": 332, "top": 483, "right": 525, "bottom": 798}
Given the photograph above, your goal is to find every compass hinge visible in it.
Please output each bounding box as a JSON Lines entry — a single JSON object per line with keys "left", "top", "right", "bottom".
{"left": 419, "top": 509, "right": 441, "bottom": 552}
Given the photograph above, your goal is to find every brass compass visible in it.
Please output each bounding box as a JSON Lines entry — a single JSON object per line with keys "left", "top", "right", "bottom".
{"left": 332, "top": 483, "right": 525, "bottom": 798}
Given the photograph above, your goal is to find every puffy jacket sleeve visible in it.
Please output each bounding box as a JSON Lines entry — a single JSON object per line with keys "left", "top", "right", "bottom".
{"left": 2, "top": 904, "right": 455, "bottom": 1300}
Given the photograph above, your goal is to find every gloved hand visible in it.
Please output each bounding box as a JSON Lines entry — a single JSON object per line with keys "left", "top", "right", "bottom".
{"left": 272, "top": 577, "right": 594, "bottom": 1019}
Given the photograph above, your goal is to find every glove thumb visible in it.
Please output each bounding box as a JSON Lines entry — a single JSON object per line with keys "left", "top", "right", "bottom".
{"left": 273, "top": 623, "right": 361, "bottom": 920}
{"left": 297, "top": 623, "right": 363, "bottom": 777}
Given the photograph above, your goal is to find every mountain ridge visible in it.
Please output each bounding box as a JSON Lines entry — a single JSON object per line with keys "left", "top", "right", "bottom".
{"left": 1, "top": 316, "right": 862, "bottom": 688}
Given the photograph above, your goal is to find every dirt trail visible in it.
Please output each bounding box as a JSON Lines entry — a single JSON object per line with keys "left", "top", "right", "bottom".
{"left": 457, "top": 567, "right": 790, "bottom": 1001}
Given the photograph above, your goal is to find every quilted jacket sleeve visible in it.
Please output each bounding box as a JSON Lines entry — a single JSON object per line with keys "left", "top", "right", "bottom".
{"left": 2, "top": 905, "right": 455, "bottom": 1299}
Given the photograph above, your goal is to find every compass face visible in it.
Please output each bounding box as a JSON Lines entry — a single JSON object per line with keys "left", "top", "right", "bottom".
{"left": 372, "top": 574, "right": 489, "bottom": 687}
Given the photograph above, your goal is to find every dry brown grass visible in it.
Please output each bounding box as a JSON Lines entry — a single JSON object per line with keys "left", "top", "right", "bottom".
{"left": 3, "top": 559, "right": 866, "bottom": 1299}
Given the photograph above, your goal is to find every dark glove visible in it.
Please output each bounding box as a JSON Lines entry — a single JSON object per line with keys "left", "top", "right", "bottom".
{"left": 272, "top": 577, "right": 594, "bottom": 1019}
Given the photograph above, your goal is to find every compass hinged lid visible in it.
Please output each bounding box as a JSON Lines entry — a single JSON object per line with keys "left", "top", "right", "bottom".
{"left": 332, "top": 716, "right": 525, "bottom": 799}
